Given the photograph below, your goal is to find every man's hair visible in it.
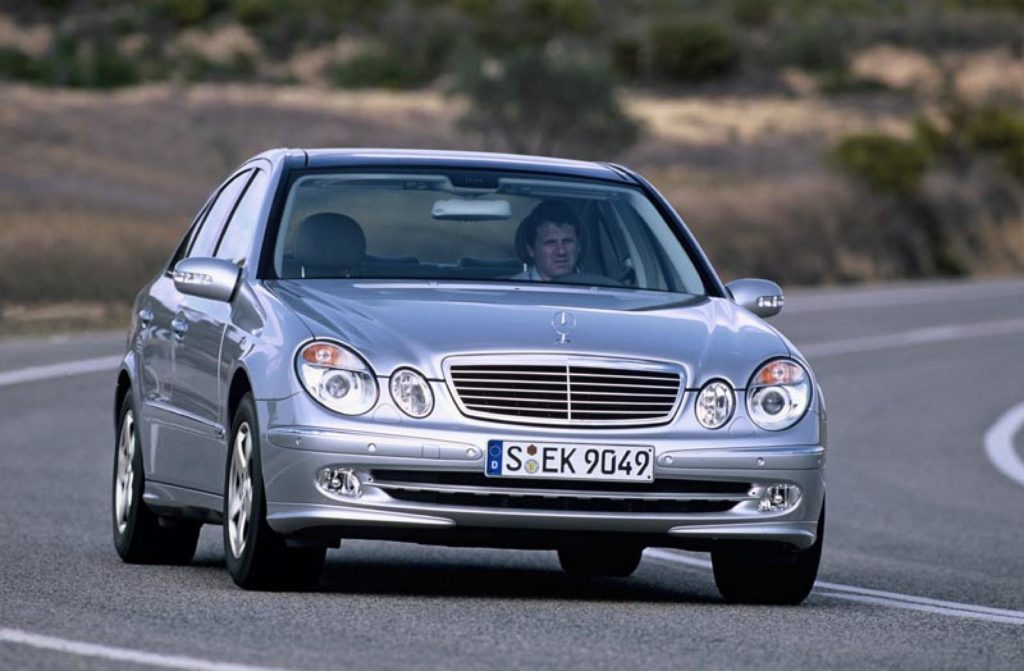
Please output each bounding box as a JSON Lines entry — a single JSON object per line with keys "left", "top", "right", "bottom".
{"left": 515, "top": 201, "right": 583, "bottom": 260}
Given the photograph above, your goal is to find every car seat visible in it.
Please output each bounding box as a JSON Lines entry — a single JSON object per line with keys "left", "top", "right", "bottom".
{"left": 291, "top": 212, "right": 366, "bottom": 278}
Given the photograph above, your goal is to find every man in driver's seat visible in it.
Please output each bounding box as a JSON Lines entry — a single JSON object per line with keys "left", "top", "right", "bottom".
{"left": 512, "top": 201, "right": 582, "bottom": 281}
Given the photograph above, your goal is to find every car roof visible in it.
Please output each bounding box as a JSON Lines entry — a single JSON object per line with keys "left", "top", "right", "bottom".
{"left": 256, "top": 148, "right": 636, "bottom": 183}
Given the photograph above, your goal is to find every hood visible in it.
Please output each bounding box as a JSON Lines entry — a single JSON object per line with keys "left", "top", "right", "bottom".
{"left": 268, "top": 280, "right": 790, "bottom": 388}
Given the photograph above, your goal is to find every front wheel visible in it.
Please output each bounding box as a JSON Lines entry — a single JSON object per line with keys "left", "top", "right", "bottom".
{"left": 711, "top": 504, "right": 825, "bottom": 605}
{"left": 557, "top": 544, "right": 644, "bottom": 577}
{"left": 223, "top": 394, "right": 325, "bottom": 590}
{"left": 112, "top": 394, "right": 200, "bottom": 564}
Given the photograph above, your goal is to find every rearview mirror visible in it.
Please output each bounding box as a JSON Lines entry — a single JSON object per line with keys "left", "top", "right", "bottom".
{"left": 432, "top": 199, "right": 511, "bottom": 221}
{"left": 173, "top": 257, "right": 241, "bottom": 302}
{"left": 726, "top": 278, "right": 785, "bottom": 318}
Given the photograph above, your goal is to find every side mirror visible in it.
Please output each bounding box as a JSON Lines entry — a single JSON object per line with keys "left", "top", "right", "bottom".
{"left": 173, "top": 257, "right": 241, "bottom": 302}
{"left": 726, "top": 278, "right": 785, "bottom": 318}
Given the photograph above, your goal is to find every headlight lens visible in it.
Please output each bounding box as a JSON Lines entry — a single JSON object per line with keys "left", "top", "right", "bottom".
{"left": 296, "top": 342, "right": 378, "bottom": 415}
{"left": 746, "top": 359, "right": 811, "bottom": 430}
{"left": 389, "top": 368, "right": 434, "bottom": 418}
{"left": 695, "top": 379, "right": 735, "bottom": 429}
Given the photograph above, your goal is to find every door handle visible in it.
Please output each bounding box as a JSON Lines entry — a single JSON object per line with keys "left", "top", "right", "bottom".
{"left": 171, "top": 316, "right": 189, "bottom": 341}
{"left": 137, "top": 308, "right": 153, "bottom": 328}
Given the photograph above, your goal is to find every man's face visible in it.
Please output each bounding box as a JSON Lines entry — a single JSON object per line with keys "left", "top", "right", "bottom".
{"left": 528, "top": 221, "right": 580, "bottom": 280}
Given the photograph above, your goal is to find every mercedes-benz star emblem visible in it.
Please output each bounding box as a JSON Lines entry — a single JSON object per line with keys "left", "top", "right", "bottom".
{"left": 552, "top": 310, "right": 576, "bottom": 344}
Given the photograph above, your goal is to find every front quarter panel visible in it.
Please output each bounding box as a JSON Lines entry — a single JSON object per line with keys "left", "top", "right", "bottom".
{"left": 222, "top": 280, "right": 312, "bottom": 425}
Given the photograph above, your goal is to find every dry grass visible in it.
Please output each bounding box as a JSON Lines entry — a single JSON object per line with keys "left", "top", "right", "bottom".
{"left": 0, "top": 211, "right": 181, "bottom": 304}
{"left": 0, "top": 302, "right": 130, "bottom": 338}
{"left": 628, "top": 94, "right": 912, "bottom": 147}
{"left": 852, "top": 45, "right": 1024, "bottom": 102}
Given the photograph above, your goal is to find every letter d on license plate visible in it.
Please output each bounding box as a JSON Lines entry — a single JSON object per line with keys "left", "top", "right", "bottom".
{"left": 485, "top": 440, "right": 654, "bottom": 482}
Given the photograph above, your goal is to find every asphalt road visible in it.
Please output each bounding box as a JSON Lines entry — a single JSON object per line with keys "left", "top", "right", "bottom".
{"left": 1, "top": 278, "right": 1023, "bottom": 670}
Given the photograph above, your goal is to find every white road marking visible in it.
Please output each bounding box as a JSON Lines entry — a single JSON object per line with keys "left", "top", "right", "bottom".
{"left": 644, "top": 549, "right": 1024, "bottom": 625}
{"left": 0, "top": 627, "right": 295, "bottom": 671}
{"left": 984, "top": 401, "right": 1024, "bottom": 488}
{"left": 0, "top": 355, "right": 121, "bottom": 388}
{"left": 799, "top": 317, "right": 1024, "bottom": 358}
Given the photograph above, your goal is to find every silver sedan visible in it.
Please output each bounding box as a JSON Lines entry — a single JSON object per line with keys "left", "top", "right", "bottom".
{"left": 112, "top": 148, "right": 826, "bottom": 603}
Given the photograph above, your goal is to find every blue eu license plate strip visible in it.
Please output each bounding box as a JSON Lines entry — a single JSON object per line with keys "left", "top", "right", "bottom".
{"left": 486, "top": 440, "right": 504, "bottom": 476}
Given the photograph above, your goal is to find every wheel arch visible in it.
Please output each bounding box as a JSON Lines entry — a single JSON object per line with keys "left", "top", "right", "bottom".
{"left": 226, "top": 366, "right": 254, "bottom": 427}
{"left": 114, "top": 367, "right": 133, "bottom": 430}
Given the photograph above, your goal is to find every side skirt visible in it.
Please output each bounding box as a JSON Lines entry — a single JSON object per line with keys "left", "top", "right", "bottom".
{"left": 144, "top": 480, "right": 224, "bottom": 524}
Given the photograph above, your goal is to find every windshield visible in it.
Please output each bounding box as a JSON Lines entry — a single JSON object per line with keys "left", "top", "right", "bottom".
{"left": 270, "top": 170, "right": 708, "bottom": 295}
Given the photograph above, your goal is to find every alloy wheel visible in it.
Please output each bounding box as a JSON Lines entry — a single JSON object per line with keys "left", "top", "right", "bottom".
{"left": 227, "top": 422, "right": 254, "bottom": 559}
{"left": 114, "top": 410, "right": 136, "bottom": 534}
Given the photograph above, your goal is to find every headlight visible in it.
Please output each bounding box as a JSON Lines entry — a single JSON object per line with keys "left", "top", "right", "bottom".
{"left": 746, "top": 359, "right": 811, "bottom": 431}
{"left": 390, "top": 368, "right": 434, "bottom": 418}
{"left": 296, "top": 341, "right": 378, "bottom": 415}
{"left": 695, "top": 379, "right": 734, "bottom": 429}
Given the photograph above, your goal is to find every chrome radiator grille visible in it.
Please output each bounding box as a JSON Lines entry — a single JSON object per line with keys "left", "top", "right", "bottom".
{"left": 445, "top": 356, "right": 683, "bottom": 426}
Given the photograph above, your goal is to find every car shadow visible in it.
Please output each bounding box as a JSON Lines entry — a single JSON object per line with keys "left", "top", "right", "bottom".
{"left": 185, "top": 537, "right": 719, "bottom": 603}
{"left": 311, "top": 557, "right": 716, "bottom": 604}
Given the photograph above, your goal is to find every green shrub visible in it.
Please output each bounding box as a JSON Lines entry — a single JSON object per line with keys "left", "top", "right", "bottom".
{"left": 231, "top": 0, "right": 277, "bottom": 26}
{"left": 182, "top": 50, "right": 257, "bottom": 83}
{"left": 0, "top": 47, "right": 48, "bottom": 83}
{"left": 829, "top": 134, "right": 932, "bottom": 195}
{"left": 453, "top": 48, "right": 640, "bottom": 159}
{"left": 83, "top": 44, "right": 141, "bottom": 88}
{"left": 912, "top": 117, "right": 949, "bottom": 158}
{"left": 5, "top": 37, "right": 141, "bottom": 89}
{"left": 1004, "top": 142, "right": 1024, "bottom": 181}
{"left": 962, "top": 106, "right": 1024, "bottom": 152}
{"left": 142, "top": 0, "right": 212, "bottom": 26}
{"left": 611, "top": 36, "right": 642, "bottom": 80}
{"left": 731, "top": 0, "right": 777, "bottom": 27}
{"left": 965, "top": 107, "right": 1024, "bottom": 183}
{"left": 816, "top": 68, "right": 889, "bottom": 94}
{"left": 782, "top": 17, "right": 848, "bottom": 72}
{"left": 331, "top": 49, "right": 435, "bottom": 89}
{"left": 650, "top": 20, "right": 739, "bottom": 83}
{"left": 456, "top": 0, "right": 596, "bottom": 52}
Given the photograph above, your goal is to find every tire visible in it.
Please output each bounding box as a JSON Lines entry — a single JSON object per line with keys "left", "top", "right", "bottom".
{"left": 557, "top": 543, "right": 644, "bottom": 577}
{"left": 223, "top": 393, "right": 325, "bottom": 590}
{"left": 112, "top": 394, "right": 200, "bottom": 564}
{"left": 711, "top": 504, "right": 825, "bottom": 605}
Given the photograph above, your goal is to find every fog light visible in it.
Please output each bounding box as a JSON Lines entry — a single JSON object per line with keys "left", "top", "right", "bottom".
{"left": 316, "top": 467, "right": 362, "bottom": 498}
{"left": 758, "top": 484, "right": 801, "bottom": 513}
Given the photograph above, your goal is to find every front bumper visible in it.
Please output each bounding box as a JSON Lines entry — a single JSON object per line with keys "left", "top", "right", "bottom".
{"left": 261, "top": 404, "right": 825, "bottom": 550}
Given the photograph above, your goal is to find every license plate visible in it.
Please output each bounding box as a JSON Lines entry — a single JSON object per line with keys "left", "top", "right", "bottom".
{"left": 485, "top": 440, "right": 654, "bottom": 482}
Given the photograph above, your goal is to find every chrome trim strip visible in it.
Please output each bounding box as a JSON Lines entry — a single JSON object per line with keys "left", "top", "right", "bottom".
{"left": 266, "top": 503, "right": 455, "bottom": 534}
{"left": 371, "top": 479, "right": 754, "bottom": 502}
{"left": 143, "top": 400, "right": 224, "bottom": 437}
{"left": 667, "top": 522, "right": 818, "bottom": 549}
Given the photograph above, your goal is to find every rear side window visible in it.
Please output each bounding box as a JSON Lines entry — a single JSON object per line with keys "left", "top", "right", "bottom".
{"left": 188, "top": 170, "right": 251, "bottom": 258}
{"left": 215, "top": 169, "right": 268, "bottom": 265}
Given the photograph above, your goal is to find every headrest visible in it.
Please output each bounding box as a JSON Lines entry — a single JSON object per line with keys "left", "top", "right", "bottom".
{"left": 294, "top": 212, "right": 366, "bottom": 274}
{"left": 514, "top": 201, "right": 584, "bottom": 262}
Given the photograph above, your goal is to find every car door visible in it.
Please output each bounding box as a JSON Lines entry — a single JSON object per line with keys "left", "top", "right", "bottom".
{"left": 152, "top": 169, "right": 251, "bottom": 492}
{"left": 135, "top": 196, "right": 212, "bottom": 480}
{"left": 138, "top": 227, "right": 196, "bottom": 410}
{"left": 173, "top": 168, "right": 269, "bottom": 494}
